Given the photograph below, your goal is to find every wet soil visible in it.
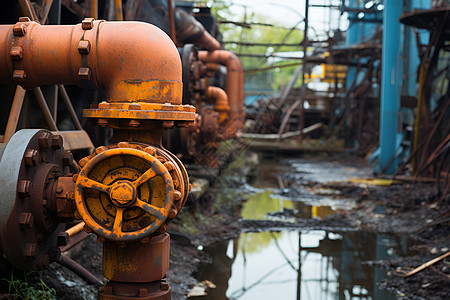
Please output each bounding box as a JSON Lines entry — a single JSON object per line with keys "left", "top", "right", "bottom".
{"left": 1, "top": 151, "right": 448, "bottom": 299}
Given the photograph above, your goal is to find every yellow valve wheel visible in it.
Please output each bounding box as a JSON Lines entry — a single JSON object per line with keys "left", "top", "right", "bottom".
{"left": 75, "top": 148, "right": 174, "bottom": 241}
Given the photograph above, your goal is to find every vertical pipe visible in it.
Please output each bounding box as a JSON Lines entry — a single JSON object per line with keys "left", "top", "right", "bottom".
{"left": 300, "top": 0, "right": 309, "bottom": 142}
{"left": 114, "top": 0, "right": 123, "bottom": 21}
{"left": 90, "top": 0, "right": 98, "bottom": 19}
{"left": 167, "top": 0, "right": 177, "bottom": 45}
{"left": 379, "top": 1, "right": 402, "bottom": 174}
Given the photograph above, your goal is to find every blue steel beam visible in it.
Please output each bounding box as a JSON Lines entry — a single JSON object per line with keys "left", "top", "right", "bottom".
{"left": 379, "top": 1, "right": 402, "bottom": 174}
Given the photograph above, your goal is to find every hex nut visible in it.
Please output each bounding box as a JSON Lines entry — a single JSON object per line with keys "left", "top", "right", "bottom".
{"left": 128, "top": 103, "right": 141, "bottom": 110}
{"left": 78, "top": 67, "right": 91, "bottom": 80}
{"left": 162, "top": 120, "right": 174, "bottom": 128}
{"left": 10, "top": 46, "right": 23, "bottom": 60}
{"left": 18, "top": 17, "right": 31, "bottom": 22}
{"left": 24, "top": 243, "right": 37, "bottom": 258}
{"left": 51, "top": 135, "right": 63, "bottom": 149}
{"left": 169, "top": 208, "right": 178, "bottom": 219}
{"left": 13, "top": 69, "right": 26, "bottom": 83}
{"left": 174, "top": 190, "right": 182, "bottom": 201}
{"left": 18, "top": 180, "right": 31, "bottom": 197}
{"left": 77, "top": 40, "right": 91, "bottom": 54}
{"left": 98, "top": 101, "right": 110, "bottom": 109}
{"left": 128, "top": 120, "right": 141, "bottom": 127}
{"left": 62, "top": 151, "right": 73, "bottom": 166}
{"left": 13, "top": 24, "right": 26, "bottom": 36}
{"left": 158, "top": 223, "right": 168, "bottom": 234}
{"left": 118, "top": 142, "right": 130, "bottom": 148}
{"left": 144, "top": 147, "right": 156, "bottom": 156}
{"left": 24, "top": 149, "right": 40, "bottom": 167}
{"left": 97, "top": 119, "right": 109, "bottom": 127}
{"left": 95, "top": 146, "right": 107, "bottom": 154}
{"left": 163, "top": 162, "right": 174, "bottom": 171}
{"left": 38, "top": 132, "right": 51, "bottom": 149}
{"left": 57, "top": 232, "right": 69, "bottom": 246}
{"left": 160, "top": 282, "right": 169, "bottom": 291}
{"left": 18, "top": 212, "right": 34, "bottom": 229}
{"left": 81, "top": 18, "right": 94, "bottom": 30}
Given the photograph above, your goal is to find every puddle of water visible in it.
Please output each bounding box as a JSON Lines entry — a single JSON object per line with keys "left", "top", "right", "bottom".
{"left": 193, "top": 230, "right": 413, "bottom": 300}
{"left": 191, "top": 156, "right": 409, "bottom": 299}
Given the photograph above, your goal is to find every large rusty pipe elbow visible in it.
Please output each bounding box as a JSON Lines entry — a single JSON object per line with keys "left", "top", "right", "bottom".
{"left": 205, "top": 86, "right": 230, "bottom": 124}
{"left": 0, "top": 18, "right": 182, "bottom": 104}
{"left": 198, "top": 50, "right": 244, "bottom": 136}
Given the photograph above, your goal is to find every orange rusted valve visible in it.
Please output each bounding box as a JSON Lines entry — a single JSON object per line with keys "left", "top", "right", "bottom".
{"left": 75, "top": 147, "right": 179, "bottom": 242}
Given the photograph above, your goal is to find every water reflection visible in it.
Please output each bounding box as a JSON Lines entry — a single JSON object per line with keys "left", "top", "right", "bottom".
{"left": 242, "top": 190, "right": 334, "bottom": 221}
{"left": 193, "top": 230, "right": 412, "bottom": 300}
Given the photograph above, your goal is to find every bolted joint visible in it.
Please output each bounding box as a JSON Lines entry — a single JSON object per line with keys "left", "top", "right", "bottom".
{"left": 51, "top": 135, "right": 63, "bottom": 149}
{"left": 128, "top": 120, "right": 141, "bottom": 127}
{"left": 162, "top": 120, "right": 174, "bottom": 128}
{"left": 13, "top": 23, "right": 26, "bottom": 36}
{"left": 98, "top": 101, "right": 110, "bottom": 109}
{"left": 38, "top": 132, "right": 51, "bottom": 149}
{"left": 24, "top": 243, "right": 38, "bottom": 258}
{"left": 13, "top": 69, "right": 26, "bottom": 83}
{"left": 160, "top": 282, "right": 169, "bottom": 291}
{"left": 62, "top": 151, "right": 73, "bottom": 166}
{"left": 18, "top": 180, "right": 32, "bottom": 197}
{"left": 57, "top": 232, "right": 69, "bottom": 246}
{"left": 18, "top": 212, "right": 34, "bottom": 230}
{"left": 18, "top": 17, "right": 31, "bottom": 22}
{"left": 81, "top": 18, "right": 94, "bottom": 30}
{"left": 78, "top": 67, "right": 91, "bottom": 80}
{"left": 10, "top": 46, "right": 23, "bottom": 60}
{"left": 24, "top": 149, "right": 40, "bottom": 167}
{"left": 77, "top": 40, "right": 91, "bottom": 54}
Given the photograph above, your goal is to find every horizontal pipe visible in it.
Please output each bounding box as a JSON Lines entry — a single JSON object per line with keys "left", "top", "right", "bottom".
{"left": 59, "top": 254, "right": 103, "bottom": 286}
{"left": 0, "top": 20, "right": 182, "bottom": 104}
{"left": 198, "top": 50, "right": 244, "bottom": 137}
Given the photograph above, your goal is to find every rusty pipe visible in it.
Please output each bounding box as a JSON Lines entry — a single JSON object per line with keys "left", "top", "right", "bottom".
{"left": 205, "top": 86, "right": 230, "bottom": 124}
{"left": 0, "top": 19, "right": 182, "bottom": 105}
{"left": 175, "top": 9, "right": 221, "bottom": 51}
{"left": 114, "top": 0, "right": 123, "bottom": 21}
{"left": 90, "top": 0, "right": 98, "bottom": 19}
{"left": 198, "top": 50, "right": 244, "bottom": 137}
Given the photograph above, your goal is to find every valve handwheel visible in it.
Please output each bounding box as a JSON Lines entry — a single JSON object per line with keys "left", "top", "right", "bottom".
{"left": 75, "top": 148, "right": 175, "bottom": 242}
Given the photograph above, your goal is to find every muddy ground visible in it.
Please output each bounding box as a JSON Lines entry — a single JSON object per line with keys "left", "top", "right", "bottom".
{"left": 0, "top": 151, "right": 449, "bottom": 299}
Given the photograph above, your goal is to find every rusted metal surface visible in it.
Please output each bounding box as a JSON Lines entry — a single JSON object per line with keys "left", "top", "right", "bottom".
{"left": 205, "top": 86, "right": 230, "bottom": 124}
{"left": 0, "top": 129, "right": 71, "bottom": 271}
{"left": 84, "top": 102, "right": 196, "bottom": 125}
{"left": 198, "top": 50, "right": 245, "bottom": 139}
{"left": 52, "top": 130, "right": 94, "bottom": 152}
{"left": 0, "top": 19, "right": 183, "bottom": 104}
{"left": 100, "top": 281, "right": 171, "bottom": 300}
{"left": 103, "top": 233, "right": 170, "bottom": 282}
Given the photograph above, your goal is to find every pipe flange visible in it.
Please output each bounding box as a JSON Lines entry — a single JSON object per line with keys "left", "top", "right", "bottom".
{"left": 83, "top": 102, "right": 196, "bottom": 129}
{"left": 0, "top": 129, "right": 70, "bottom": 270}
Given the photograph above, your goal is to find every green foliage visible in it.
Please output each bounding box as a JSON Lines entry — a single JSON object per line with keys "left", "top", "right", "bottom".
{"left": 206, "top": 1, "right": 304, "bottom": 92}
{"left": 2, "top": 271, "right": 56, "bottom": 300}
